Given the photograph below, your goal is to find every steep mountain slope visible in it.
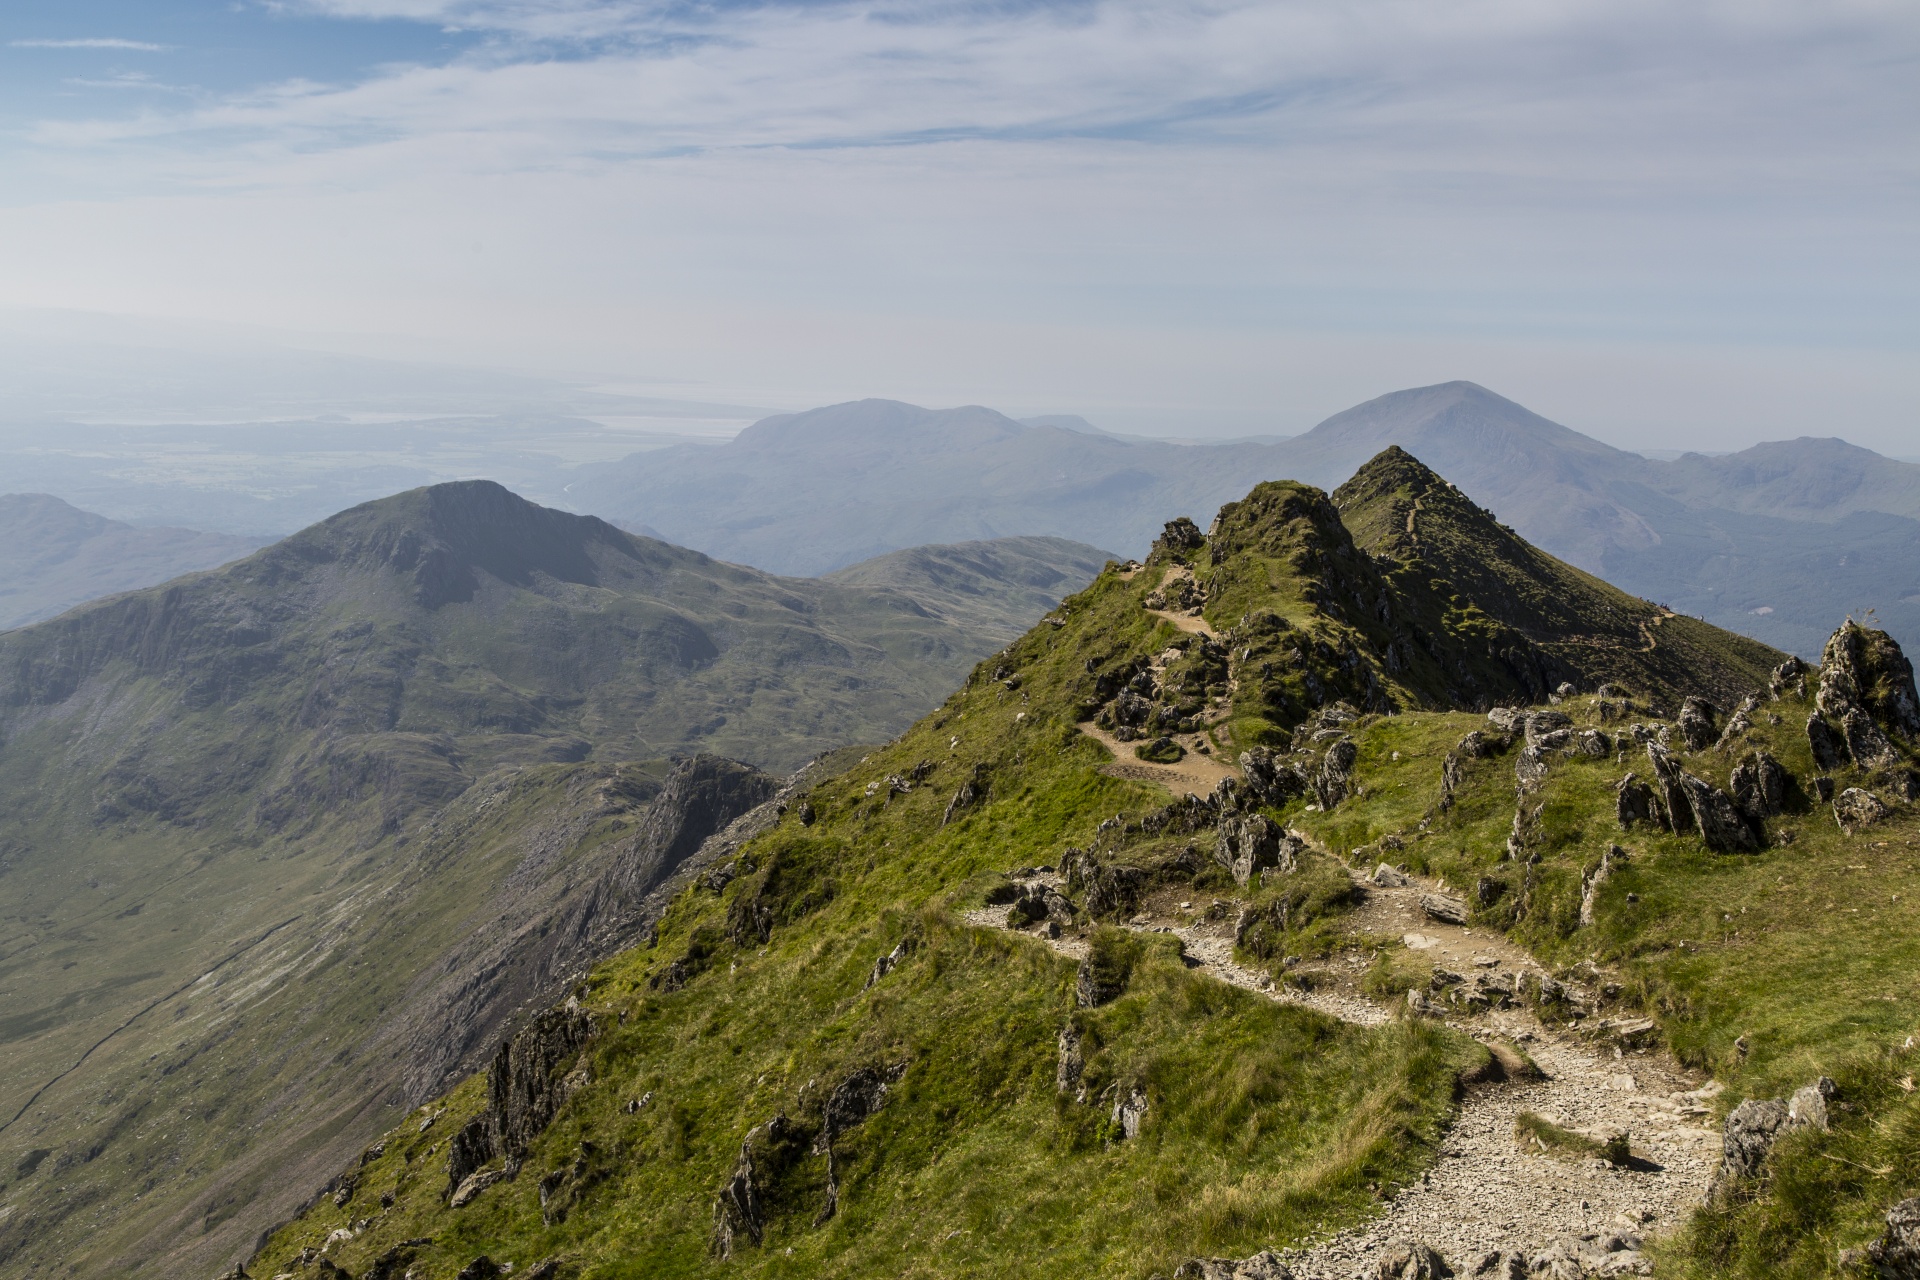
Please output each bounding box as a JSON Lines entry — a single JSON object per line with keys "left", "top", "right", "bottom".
{"left": 0, "top": 493, "right": 260, "bottom": 630}
{"left": 0, "top": 485, "right": 1107, "bottom": 1278}
{"left": 571, "top": 385, "right": 1920, "bottom": 656}
{"left": 250, "top": 452, "right": 1841, "bottom": 1280}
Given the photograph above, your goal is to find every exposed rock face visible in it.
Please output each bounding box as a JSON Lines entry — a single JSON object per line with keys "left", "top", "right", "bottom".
{"left": 712, "top": 1114, "right": 798, "bottom": 1258}
{"left": 1709, "top": 1097, "right": 1791, "bottom": 1201}
{"left": 1728, "top": 750, "right": 1788, "bottom": 822}
{"left": 446, "top": 1002, "right": 597, "bottom": 1195}
{"left": 400, "top": 754, "right": 774, "bottom": 1106}
{"left": 1615, "top": 773, "right": 1662, "bottom": 830}
{"left": 1834, "top": 787, "right": 1891, "bottom": 833}
{"left": 1677, "top": 697, "right": 1718, "bottom": 751}
{"left": 1240, "top": 746, "right": 1308, "bottom": 807}
{"left": 1055, "top": 1025, "right": 1084, "bottom": 1095}
{"left": 1819, "top": 621, "right": 1920, "bottom": 740}
{"left": 1316, "top": 737, "right": 1358, "bottom": 808}
{"left": 1788, "top": 1077, "right": 1835, "bottom": 1131}
{"left": 1111, "top": 1086, "right": 1150, "bottom": 1140}
{"left": 1868, "top": 1197, "right": 1920, "bottom": 1280}
{"left": 1645, "top": 743, "right": 1758, "bottom": 852}
{"left": 1217, "top": 812, "right": 1288, "bottom": 884}
{"left": 1843, "top": 707, "right": 1901, "bottom": 768}
{"left": 1807, "top": 714, "right": 1846, "bottom": 771}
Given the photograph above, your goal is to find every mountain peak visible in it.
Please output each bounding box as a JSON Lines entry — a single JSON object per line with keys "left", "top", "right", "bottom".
{"left": 257, "top": 479, "right": 636, "bottom": 607}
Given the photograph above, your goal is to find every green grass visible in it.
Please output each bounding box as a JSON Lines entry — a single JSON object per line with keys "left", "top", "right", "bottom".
{"left": 1513, "top": 1111, "right": 1629, "bottom": 1165}
{"left": 1280, "top": 683, "right": 1920, "bottom": 1278}
{"left": 250, "top": 560, "right": 1483, "bottom": 1280}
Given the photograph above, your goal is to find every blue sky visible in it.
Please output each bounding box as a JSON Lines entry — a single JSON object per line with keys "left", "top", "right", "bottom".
{"left": 0, "top": 0, "right": 1915, "bottom": 447}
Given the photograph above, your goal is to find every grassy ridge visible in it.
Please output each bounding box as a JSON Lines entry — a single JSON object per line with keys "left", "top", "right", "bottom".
{"left": 252, "top": 555, "right": 1478, "bottom": 1280}
{"left": 1274, "top": 682, "right": 1920, "bottom": 1276}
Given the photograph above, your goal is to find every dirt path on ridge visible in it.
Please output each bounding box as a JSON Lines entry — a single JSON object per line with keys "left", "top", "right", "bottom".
{"left": 968, "top": 861, "right": 1720, "bottom": 1276}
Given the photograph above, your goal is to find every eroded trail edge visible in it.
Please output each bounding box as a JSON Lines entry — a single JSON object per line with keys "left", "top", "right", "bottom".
{"left": 968, "top": 865, "right": 1719, "bottom": 1278}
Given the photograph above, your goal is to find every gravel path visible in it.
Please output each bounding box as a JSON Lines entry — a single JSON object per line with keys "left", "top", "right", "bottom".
{"left": 968, "top": 869, "right": 1720, "bottom": 1277}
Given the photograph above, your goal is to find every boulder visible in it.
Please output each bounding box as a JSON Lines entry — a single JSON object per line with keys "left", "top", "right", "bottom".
{"left": 1580, "top": 845, "right": 1626, "bottom": 928}
{"left": 1315, "top": 737, "right": 1358, "bottom": 808}
{"left": 1835, "top": 787, "right": 1892, "bottom": 833}
{"left": 1709, "top": 1097, "right": 1791, "bottom": 1201}
{"left": 1374, "top": 1239, "right": 1453, "bottom": 1278}
{"left": 1467, "top": 1252, "right": 1527, "bottom": 1279}
{"left": 1421, "top": 893, "right": 1470, "bottom": 925}
{"left": 1374, "top": 863, "right": 1411, "bottom": 888}
{"left": 450, "top": 1167, "right": 507, "bottom": 1208}
{"left": 1788, "top": 1076, "right": 1835, "bottom": 1131}
{"left": 1868, "top": 1196, "right": 1920, "bottom": 1280}
{"left": 1678, "top": 697, "right": 1719, "bottom": 751}
{"left": 1729, "top": 750, "right": 1788, "bottom": 821}
{"left": 1574, "top": 728, "right": 1612, "bottom": 758}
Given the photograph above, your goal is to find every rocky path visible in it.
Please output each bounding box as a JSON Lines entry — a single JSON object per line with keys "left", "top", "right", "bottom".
{"left": 969, "top": 864, "right": 1721, "bottom": 1278}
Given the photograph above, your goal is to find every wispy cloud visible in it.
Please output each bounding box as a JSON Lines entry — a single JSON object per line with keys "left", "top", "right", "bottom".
{"left": 11, "top": 38, "right": 172, "bottom": 52}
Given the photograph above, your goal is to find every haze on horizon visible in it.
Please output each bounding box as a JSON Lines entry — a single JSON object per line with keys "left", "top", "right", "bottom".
{"left": 0, "top": 0, "right": 1914, "bottom": 452}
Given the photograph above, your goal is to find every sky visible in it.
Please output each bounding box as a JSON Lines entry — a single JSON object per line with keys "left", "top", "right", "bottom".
{"left": 0, "top": 0, "right": 1914, "bottom": 448}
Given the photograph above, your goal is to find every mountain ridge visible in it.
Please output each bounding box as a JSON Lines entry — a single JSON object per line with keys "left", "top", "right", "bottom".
{"left": 0, "top": 484, "right": 1111, "bottom": 1279}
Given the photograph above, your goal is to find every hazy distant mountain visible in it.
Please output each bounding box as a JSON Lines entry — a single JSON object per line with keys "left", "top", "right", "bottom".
{"left": 577, "top": 384, "right": 1920, "bottom": 657}
{"left": 0, "top": 494, "right": 260, "bottom": 629}
{"left": 571, "top": 400, "right": 1286, "bottom": 575}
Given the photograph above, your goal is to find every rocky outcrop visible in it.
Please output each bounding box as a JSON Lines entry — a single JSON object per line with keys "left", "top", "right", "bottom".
{"left": 1677, "top": 697, "right": 1718, "bottom": 752}
{"left": 399, "top": 754, "right": 775, "bottom": 1106}
{"left": 1728, "top": 750, "right": 1788, "bottom": 822}
{"left": 712, "top": 1115, "right": 800, "bottom": 1258}
{"left": 445, "top": 1002, "right": 596, "bottom": 1196}
{"left": 1579, "top": 845, "right": 1625, "bottom": 928}
{"left": 1240, "top": 747, "right": 1308, "bottom": 808}
{"left": 1056, "top": 1025, "right": 1085, "bottom": 1095}
{"left": 1708, "top": 1078, "right": 1836, "bottom": 1203}
{"left": 1645, "top": 743, "right": 1758, "bottom": 852}
{"left": 814, "top": 1064, "right": 906, "bottom": 1222}
{"left": 1614, "top": 774, "right": 1662, "bottom": 830}
{"left": 1216, "top": 812, "right": 1296, "bottom": 884}
{"left": 1315, "top": 737, "right": 1358, "bottom": 808}
{"left": 1868, "top": 1197, "right": 1920, "bottom": 1280}
{"left": 1807, "top": 714, "right": 1845, "bottom": 771}
{"left": 1818, "top": 621, "right": 1920, "bottom": 741}
{"left": 1834, "top": 787, "right": 1891, "bottom": 833}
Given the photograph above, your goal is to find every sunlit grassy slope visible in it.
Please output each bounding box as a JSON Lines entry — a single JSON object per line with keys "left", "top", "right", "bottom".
{"left": 252, "top": 452, "right": 1830, "bottom": 1280}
